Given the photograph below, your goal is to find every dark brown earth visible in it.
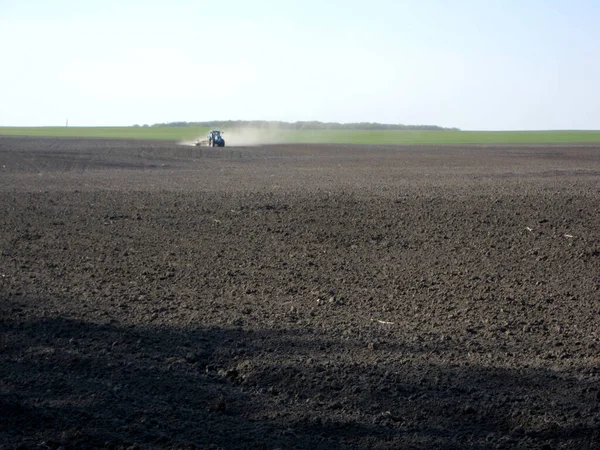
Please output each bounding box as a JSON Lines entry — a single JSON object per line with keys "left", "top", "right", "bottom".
{"left": 1, "top": 136, "right": 600, "bottom": 449}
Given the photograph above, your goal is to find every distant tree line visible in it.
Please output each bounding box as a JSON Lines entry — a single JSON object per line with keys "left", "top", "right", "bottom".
{"left": 145, "top": 120, "right": 459, "bottom": 131}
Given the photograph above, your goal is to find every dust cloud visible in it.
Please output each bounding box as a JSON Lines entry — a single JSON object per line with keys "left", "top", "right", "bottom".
{"left": 177, "top": 139, "right": 200, "bottom": 146}
{"left": 178, "top": 128, "right": 288, "bottom": 147}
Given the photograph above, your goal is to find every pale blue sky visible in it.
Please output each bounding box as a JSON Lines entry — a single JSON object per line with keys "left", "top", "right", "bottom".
{"left": 1, "top": 0, "right": 599, "bottom": 129}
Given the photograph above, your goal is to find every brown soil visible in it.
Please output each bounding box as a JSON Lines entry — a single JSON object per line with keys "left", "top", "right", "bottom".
{"left": 1, "top": 136, "right": 600, "bottom": 449}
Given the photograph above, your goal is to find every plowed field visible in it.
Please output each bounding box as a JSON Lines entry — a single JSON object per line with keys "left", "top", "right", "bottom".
{"left": 1, "top": 136, "right": 599, "bottom": 449}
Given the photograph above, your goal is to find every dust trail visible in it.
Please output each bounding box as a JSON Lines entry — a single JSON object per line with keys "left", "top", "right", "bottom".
{"left": 178, "top": 128, "right": 289, "bottom": 147}
{"left": 223, "top": 128, "right": 288, "bottom": 146}
{"left": 177, "top": 139, "right": 199, "bottom": 146}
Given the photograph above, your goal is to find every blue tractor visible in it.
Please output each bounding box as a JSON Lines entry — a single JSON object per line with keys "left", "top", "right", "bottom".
{"left": 195, "top": 130, "right": 225, "bottom": 147}
{"left": 207, "top": 130, "right": 225, "bottom": 147}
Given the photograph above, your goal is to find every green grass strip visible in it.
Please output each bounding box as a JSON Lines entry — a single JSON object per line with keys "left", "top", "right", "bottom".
{"left": 1, "top": 127, "right": 600, "bottom": 145}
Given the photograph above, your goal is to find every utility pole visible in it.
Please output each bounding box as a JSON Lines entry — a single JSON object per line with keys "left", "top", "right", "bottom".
{"left": 66, "top": 119, "right": 69, "bottom": 127}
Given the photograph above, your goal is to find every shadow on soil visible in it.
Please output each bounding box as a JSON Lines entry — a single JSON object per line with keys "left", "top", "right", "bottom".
{"left": 1, "top": 301, "right": 599, "bottom": 449}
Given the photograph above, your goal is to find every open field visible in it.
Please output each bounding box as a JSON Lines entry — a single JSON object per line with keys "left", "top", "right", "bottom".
{"left": 0, "top": 126, "right": 211, "bottom": 142}
{"left": 1, "top": 136, "right": 600, "bottom": 449}
{"left": 2, "top": 126, "right": 600, "bottom": 145}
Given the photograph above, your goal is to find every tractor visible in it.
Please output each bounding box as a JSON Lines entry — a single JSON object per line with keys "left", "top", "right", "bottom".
{"left": 196, "top": 130, "right": 225, "bottom": 147}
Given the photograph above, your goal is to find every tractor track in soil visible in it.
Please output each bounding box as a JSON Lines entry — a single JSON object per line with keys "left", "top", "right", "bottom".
{"left": 1, "top": 136, "right": 600, "bottom": 449}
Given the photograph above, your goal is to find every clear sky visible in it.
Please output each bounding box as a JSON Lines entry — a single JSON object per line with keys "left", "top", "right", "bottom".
{"left": 1, "top": 0, "right": 599, "bottom": 130}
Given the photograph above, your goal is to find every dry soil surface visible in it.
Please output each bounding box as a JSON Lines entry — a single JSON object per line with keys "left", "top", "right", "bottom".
{"left": 1, "top": 136, "right": 600, "bottom": 449}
